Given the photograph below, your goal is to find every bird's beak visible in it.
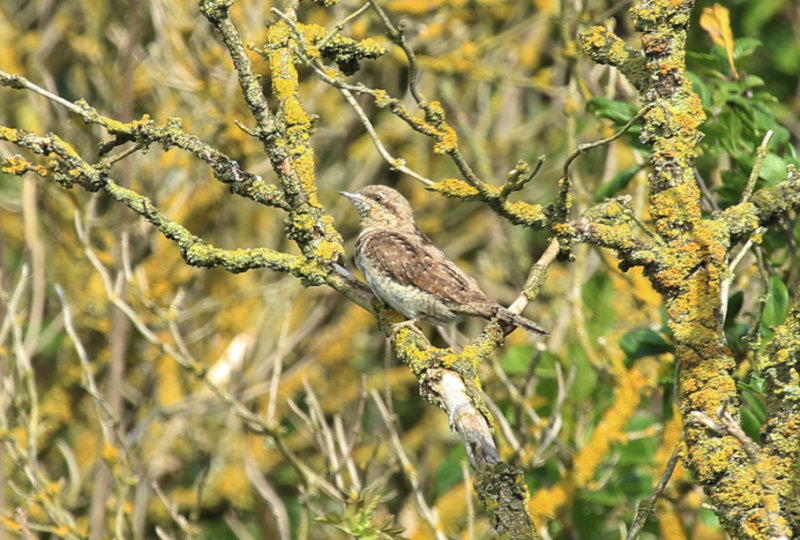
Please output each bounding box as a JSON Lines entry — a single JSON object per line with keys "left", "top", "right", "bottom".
{"left": 340, "top": 191, "right": 371, "bottom": 218}
{"left": 339, "top": 191, "right": 361, "bottom": 203}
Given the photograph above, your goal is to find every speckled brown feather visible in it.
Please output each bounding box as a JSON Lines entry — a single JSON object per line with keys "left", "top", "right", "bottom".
{"left": 356, "top": 229, "right": 491, "bottom": 307}
{"left": 342, "top": 185, "right": 547, "bottom": 334}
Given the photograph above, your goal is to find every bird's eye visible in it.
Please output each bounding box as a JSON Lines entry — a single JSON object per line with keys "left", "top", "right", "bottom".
{"left": 374, "top": 194, "right": 384, "bottom": 202}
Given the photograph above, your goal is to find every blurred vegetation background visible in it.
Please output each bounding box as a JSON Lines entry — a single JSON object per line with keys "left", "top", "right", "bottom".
{"left": 0, "top": 0, "right": 798, "bottom": 538}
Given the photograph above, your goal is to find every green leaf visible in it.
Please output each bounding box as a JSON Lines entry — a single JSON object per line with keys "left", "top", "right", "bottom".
{"left": 740, "top": 389, "right": 767, "bottom": 424}
{"left": 794, "top": 218, "right": 800, "bottom": 245}
{"left": 619, "top": 328, "right": 673, "bottom": 361}
{"left": 687, "top": 51, "right": 726, "bottom": 73}
{"left": 737, "top": 378, "right": 765, "bottom": 395}
{"left": 500, "top": 344, "right": 536, "bottom": 376}
{"left": 594, "top": 164, "right": 644, "bottom": 202}
{"left": 724, "top": 290, "right": 743, "bottom": 328}
{"left": 742, "top": 0, "right": 789, "bottom": 36}
{"left": 687, "top": 71, "right": 711, "bottom": 106}
{"left": 582, "top": 272, "right": 616, "bottom": 337}
{"left": 569, "top": 346, "right": 597, "bottom": 403}
{"left": 761, "top": 227, "right": 790, "bottom": 266}
{"left": 740, "top": 408, "right": 762, "bottom": 441}
{"left": 586, "top": 97, "right": 639, "bottom": 125}
{"left": 699, "top": 506, "right": 721, "bottom": 529}
{"left": 744, "top": 74, "right": 765, "bottom": 89}
{"left": 733, "top": 37, "right": 761, "bottom": 60}
{"left": 316, "top": 512, "right": 345, "bottom": 525}
{"left": 433, "top": 445, "right": 467, "bottom": 497}
{"left": 759, "top": 153, "right": 787, "bottom": 186}
{"left": 762, "top": 276, "right": 789, "bottom": 329}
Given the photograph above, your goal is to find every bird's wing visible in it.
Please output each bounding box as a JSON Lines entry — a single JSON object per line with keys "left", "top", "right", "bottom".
{"left": 359, "top": 230, "right": 491, "bottom": 305}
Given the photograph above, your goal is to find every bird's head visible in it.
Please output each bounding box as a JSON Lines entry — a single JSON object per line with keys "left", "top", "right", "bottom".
{"left": 340, "top": 185, "right": 415, "bottom": 230}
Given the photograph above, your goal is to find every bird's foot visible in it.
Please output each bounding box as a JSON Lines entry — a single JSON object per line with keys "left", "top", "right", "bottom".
{"left": 436, "top": 324, "right": 462, "bottom": 349}
{"left": 390, "top": 318, "right": 425, "bottom": 337}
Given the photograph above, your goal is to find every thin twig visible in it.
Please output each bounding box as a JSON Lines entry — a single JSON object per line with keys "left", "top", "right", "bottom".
{"left": 337, "top": 87, "right": 434, "bottom": 186}
{"left": 741, "top": 130, "right": 775, "bottom": 203}
{"left": 152, "top": 481, "right": 194, "bottom": 538}
{"left": 243, "top": 452, "right": 291, "bottom": 540}
{"left": 462, "top": 460, "right": 475, "bottom": 540}
{"left": 532, "top": 360, "right": 576, "bottom": 466}
{"left": 483, "top": 392, "right": 521, "bottom": 453}
{"left": 508, "top": 238, "right": 560, "bottom": 315}
{"left": 560, "top": 103, "right": 652, "bottom": 223}
{"left": 624, "top": 204, "right": 665, "bottom": 246}
{"left": 319, "top": 2, "right": 371, "bottom": 49}
{"left": 365, "top": 0, "right": 426, "bottom": 106}
{"left": 267, "top": 311, "right": 292, "bottom": 426}
{"left": 370, "top": 390, "right": 448, "bottom": 540}
{"left": 625, "top": 444, "right": 680, "bottom": 540}
{"left": 54, "top": 285, "right": 130, "bottom": 457}
{"left": 489, "top": 353, "right": 543, "bottom": 434}
{"left": 333, "top": 415, "right": 362, "bottom": 492}
{"left": 563, "top": 104, "right": 654, "bottom": 182}
{"left": 693, "top": 166, "right": 720, "bottom": 212}
{"left": 721, "top": 227, "right": 764, "bottom": 317}
{"left": 302, "top": 379, "right": 345, "bottom": 491}
{"left": 74, "top": 211, "right": 344, "bottom": 503}
{"left": 270, "top": 8, "right": 434, "bottom": 188}
{"left": 15, "top": 507, "right": 37, "bottom": 540}
{"left": 0, "top": 70, "right": 85, "bottom": 115}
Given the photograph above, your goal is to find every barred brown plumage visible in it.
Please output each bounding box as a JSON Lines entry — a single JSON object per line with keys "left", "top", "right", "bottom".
{"left": 341, "top": 185, "right": 547, "bottom": 335}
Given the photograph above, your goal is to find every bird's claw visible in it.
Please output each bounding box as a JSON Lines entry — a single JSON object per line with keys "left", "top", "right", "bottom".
{"left": 390, "top": 318, "right": 424, "bottom": 337}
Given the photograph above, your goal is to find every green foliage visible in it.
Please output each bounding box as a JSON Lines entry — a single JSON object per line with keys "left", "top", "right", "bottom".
{"left": 738, "top": 376, "right": 767, "bottom": 440}
{"left": 619, "top": 328, "right": 673, "bottom": 364}
{"left": 568, "top": 345, "right": 599, "bottom": 404}
{"left": 760, "top": 275, "right": 790, "bottom": 346}
{"left": 594, "top": 164, "right": 645, "bottom": 202}
{"left": 582, "top": 271, "right": 616, "bottom": 337}
{"left": 688, "top": 35, "right": 797, "bottom": 209}
{"left": 316, "top": 490, "right": 406, "bottom": 539}
{"left": 586, "top": 97, "right": 641, "bottom": 127}
{"left": 761, "top": 275, "right": 790, "bottom": 330}
{"left": 500, "top": 343, "right": 537, "bottom": 376}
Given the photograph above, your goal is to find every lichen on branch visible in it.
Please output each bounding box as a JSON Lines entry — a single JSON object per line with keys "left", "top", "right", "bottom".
{"left": 579, "top": 0, "right": 800, "bottom": 537}
{"left": 0, "top": 128, "right": 308, "bottom": 279}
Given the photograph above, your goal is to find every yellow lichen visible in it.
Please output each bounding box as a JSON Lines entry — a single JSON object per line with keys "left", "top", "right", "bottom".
{"left": 529, "top": 483, "right": 573, "bottom": 525}
{"left": 573, "top": 360, "right": 657, "bottom": 486}
{"left": 386, "top": 0, "right": 445, "bottom": 15}
{"left": 265, "top": 20, "right": 291, "bottom": 46}
{"left": 291, "top": 150, "right": 318, "bottom": 204}
{"left": 298, "top": 22, "right": 326, "bottom": 43}
{"left": 270, "top": 71, "right": 297, "bottom": 101}
{"left": 313, "top": 239, "right": 344, "bottom": 262}
{"left": 504, "top": 200, "right": 546, "bottom": 223}
{"left": 283, "top": 96, "right": 310, "bottom": 126}
{"left": 102, "top": 441, "right": 120, "bottom": 466}
{"left": 430, "top": 177, "right": 479, "bottom": 198}
{"left": 433, "top": 123, "right": 458, "bottom": 154}
{"left": 2, "top": 155, "right": 32, "bottom": 175}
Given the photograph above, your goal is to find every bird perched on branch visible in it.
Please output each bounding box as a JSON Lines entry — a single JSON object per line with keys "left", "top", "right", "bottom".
{"left": 341, "top": 185, "right": 547, "bottom": 335}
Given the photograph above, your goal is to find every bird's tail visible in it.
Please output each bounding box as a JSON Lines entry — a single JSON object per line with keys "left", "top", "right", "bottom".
{"left": 496, "top": 307, "right": 548, "bottom": 335}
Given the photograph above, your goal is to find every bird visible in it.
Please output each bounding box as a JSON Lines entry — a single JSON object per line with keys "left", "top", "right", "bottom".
{"left": 340, "top": 185, "right": 547, "bottom": 335}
